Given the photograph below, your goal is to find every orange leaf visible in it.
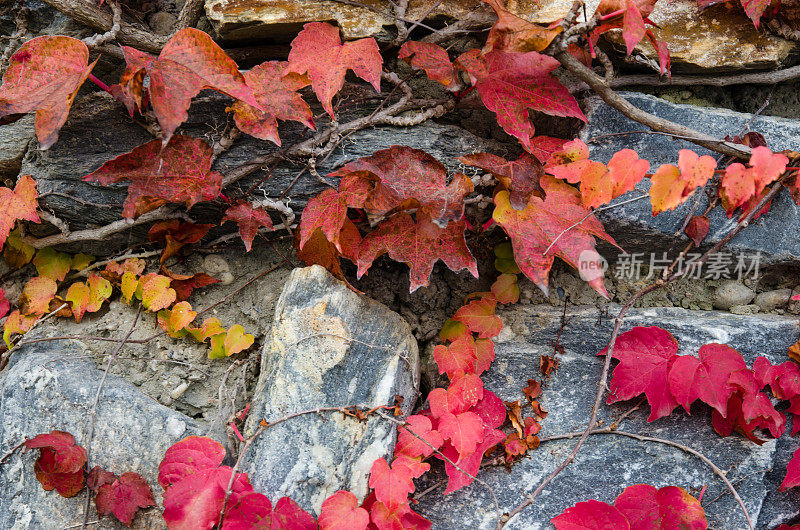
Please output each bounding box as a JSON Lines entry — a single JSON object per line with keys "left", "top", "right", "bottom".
{"left": 148, "top": 221, "right": 213, "bottom": 263}
{"left": 491, "top": 273, "right": 520, "bottom": 304}
{"left": 21, "top": 276, "right": 57, "bottom": 315}
{"left": 139, "top": 274, "right": 176, "bottom": 312}
{"left": 453, "top": 298, "right": 503, "bottom": 339}
{"left": 482, "top": 0, "right": 563, "bottom": 53}
{"left": 720, "top": 146, "right": 788, "bottom": 216}
{"left": 3, "top": 310, "right": 37, "bottom": 347}
{"left": 0, "top": 175, "right": 40, "bottom": 250}
{"left": 286, "top": 22, "right": 382, "bottom": 118}
{"left": 0, "top": 36, "right": 97, "bottom": 148}
{"left": 649, "top": 149, "right": 716, "bottom": 215}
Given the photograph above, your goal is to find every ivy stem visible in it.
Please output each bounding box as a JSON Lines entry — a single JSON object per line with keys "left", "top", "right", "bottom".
{"left": 598, "top": 8, "right": 625, "bottom": 19}
{"left": 87, "top": 73, "right": 112, "bottom": 94}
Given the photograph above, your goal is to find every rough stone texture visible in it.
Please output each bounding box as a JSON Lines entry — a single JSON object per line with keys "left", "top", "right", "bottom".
{"left": 242, "top": 265, "right": 419, "bottom": 515}
{"left": 204, "top": 0, "right": 602, "bottom": 43}
{"left": 714, "top": 280, "right": 755, "bottom": 309}
{"left": 0, "top": 115, "right": 34, "bottom": 180}
{"left": 19, "top": 89, "right": 511, "bottom": 255}
{"left": 416, "top": 305, "right": 800, "bottom": 529}
{"left": 756, "top": 289, "right": 792, "bottom": 312}
{"left": 613, "top": 0, "right": 798, "bottom": 72}
{"left": 585, "top": 92, "right": 800, "bottom": 265}
{"left": 0, "top": 339, "right": 212, "bottom": 529}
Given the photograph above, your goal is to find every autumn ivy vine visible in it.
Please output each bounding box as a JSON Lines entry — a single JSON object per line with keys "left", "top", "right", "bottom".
{"left": 2, "top": 0, "right": 800, "bottom": 527}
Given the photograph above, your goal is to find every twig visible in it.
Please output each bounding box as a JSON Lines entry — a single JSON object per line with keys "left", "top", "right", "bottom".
{"left": 0, "top": 3, "right": 29, "bottom": 77}
{"left": 174, "top": 0, "right": 205, "bottom": 31}
{"left": 0, "top": 441, "right": 25, "bottom": 468}
{"left": 552, "top": 49, "right": 751, "bottom": 159}
{"left": 22, "top": 206, "right": 188, "bottom": 249}
{"left": 501, "top": 179, "right": 785, "bottom": 527}
{"left": 542, "top": 194, "right": 649, "bottom": 256}
{"left": 42, "top": 0, "right": 168, "bottom": 53}
{"left": 80, "top": 304, "right": 143, "bottom": 529}
{"left": 537, "top": 429, "right": 753, "bottom": 528}
{"left": 604, "top": 64, "right": 800, "bottom": 89}
{"left": 82, "top": 0, "right": 121, "bottom": 48}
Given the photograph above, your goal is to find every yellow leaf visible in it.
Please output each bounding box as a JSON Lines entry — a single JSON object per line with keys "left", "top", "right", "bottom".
{"left": 33, "top": 248, "right": 71, "bottom": 281}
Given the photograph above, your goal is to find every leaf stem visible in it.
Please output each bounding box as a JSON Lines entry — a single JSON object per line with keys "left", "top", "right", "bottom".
{"left": 87, "top": 73, "right": 111, "bottom": 94}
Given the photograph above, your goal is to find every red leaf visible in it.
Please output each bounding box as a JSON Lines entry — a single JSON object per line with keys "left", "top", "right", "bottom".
{"left": 222, "top": 201, "right": 275, "bottom": 252}
{"left": 318, "top": 490, "right": 369, "bottom": 530}
{"left": 87, "top": 466, "right": 116, "bottom": 492}
{"left": 526, "top": 136, "right": 569, "bottom": 164}
{"left": 162, "top": 466, "right": 252, "bottom": 530}
{"left": 684, "top": 215, "right": 710, "bottom": 246}
{"left": 117, "top": 28, "right": 262, "bottom": 144}
{"left": 369, "top": 458, "right": 416, "bottom": 511}
{"left": 357, "top": 213, "right": 477, "bottom": 293}
{"left": 452, "top": 298, "right": 502, "bottom": 339}
{"left": 370, "top": 501, "right": 409, "bottom": 530}
{"left": 0, "top": 174, "right": 40, "bottom": 250}
{"left": 781, "top": 446, "right": 800, "bottom": 490}
{"left": 395, "top": 414, "right": 444, "bottom": 459}
{"left": 83, "top": 136, "right": 222, "bottom": 218}
{"left": 330, "top": 146, "right": 474, "bottom": 223}
{"left": 298, "top": 188, "right": 348, "bottom": 252}
{"left": 697, "top": 343, "right": 747, "bottom": 417}
{"left": 33, "top": 449, "right": 85, "bottom": 497}
{"left": 439, "top": 427, "right": 505, "bottom": 494}
{"left": 600, "top": 326, "right": 679, "bottom": 421}
{"left": 399, "top": 41, "right": 459, "bottom": 90}
{"left": 472, "top": 390, "right": 506, "bottom": 429}
{"left": 433, "top": 335, "right": 477, "bottom": 377}
{"left": 149, "top": 220, "right": 213, "bottom": 262}
{"left": 221, "top": 494, "right": 317, "bottom": 530}
{"left": 622, "top": 0, "right": 646, "bottom": 54}
{"left": 95, "top": 472, "right": 155, "bottom": 526}
{"left": 614, "top": 484, "right": 708, "bottom": 529}
{"left": 455, "top": 49, "right": 586, "bottom": 151}
{"left": 551, "top": 499, "right": 630, "bottom": 529}
{"left": 473, "top": 338, "right": 496, "bottom": 376}
{"left": 493, "top": 177, "right": 618, "bottom": 297}
{"left": 0, "top": 36, "right": 97, "bottom": 149}
{"left": 437, "top": 411, "right": 484, "bottom": 456}
{"left": 742, "top": 0, "right": 772, "bottom": 26}
{"left": 162, "top": 270, "right": 221, "bottom": 302}
{"left": 25, "top": 430, "right": 87, "bottom": 474}
{"left": 458, "top": 152, "right": 543, "bottom": 209}
{"left": 158, "top": 435, "right": 226, "bottom": 489}
{"left": 0, "top": 288, "right": 8, "bottom": 319}
{"left": 229, "top": 60, "right": 314, "bottom": 145}
{"left": 286, "top": 22, "right": 382, "bottom": 118}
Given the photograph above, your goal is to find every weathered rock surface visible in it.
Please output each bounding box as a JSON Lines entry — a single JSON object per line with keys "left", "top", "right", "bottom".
{"left": 204, "top": 0, "right": 602, "bottom": 43}
{"left": 19, "top": 90, "right": 511, "bottom": 254}
{"left": 585, "top": 92, "right": 800, "bottom": 265}
{"left": 614, "top": 0, "right": 799, "bottom": 72}
{"left": 714, "top": 280, "right": 755, "bottom": 309}
{"left": 242, "top": 265, "right": 419, "bottom": 514}
{"left": 0, "top": 339, "right": 211, "bottom": 529}
{"left": 416, "top": 305, "right": 800, "bottom": 529}
{"left": 0, "top": 115, "right": 34, "bottom": 180}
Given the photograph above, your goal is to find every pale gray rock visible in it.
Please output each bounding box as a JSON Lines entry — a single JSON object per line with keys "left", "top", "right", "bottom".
{"left": 756, "top": 289, "right": 792, "bottom": 312}
{"left": 714, "top": 280, "right": 755, "bottom": 310}
{"left": 415, "top": 306, "right": 800, "bottom": 529}
{"left": 0, "top": 339, "right": 212, "bottom": 529}
{"left": 242, "top": 265, "right": 419, "bottom": 515}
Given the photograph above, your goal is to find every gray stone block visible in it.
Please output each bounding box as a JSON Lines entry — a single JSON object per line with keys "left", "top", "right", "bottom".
{"left": 584, "top": 92, "right": 800, "bottom": 265}
{"left": 416, "top": 305, "right": 800, "bottom": 529}
{"left": 0, "top": 339, "right": 211, "bottom": 529}
{"left": 242, "top": 265, "right": 420, "bottom": 515}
